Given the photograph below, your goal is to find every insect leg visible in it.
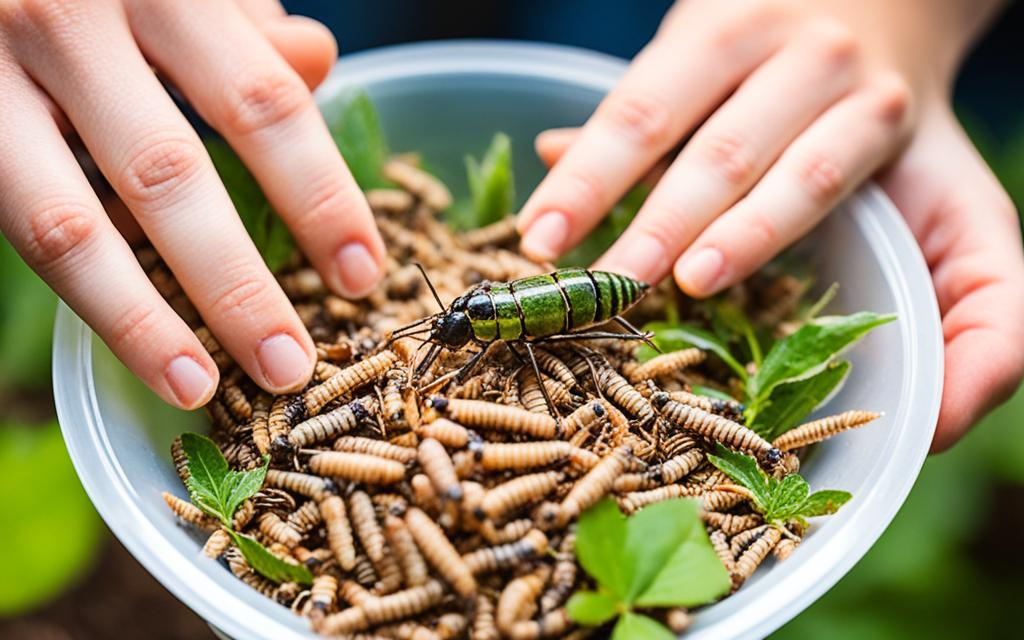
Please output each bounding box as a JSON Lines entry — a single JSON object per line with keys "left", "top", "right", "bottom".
{"left": 454, "top": 346, "right": 490, "bottom": 384}
{"left": 415, "top": 342, "right": 443, "bottom": 378}
{"left": 522, "top": 341, "right": 561, "bottom": 420}
{"left": 612, "top": 316, "right": 660, "bottom": 352}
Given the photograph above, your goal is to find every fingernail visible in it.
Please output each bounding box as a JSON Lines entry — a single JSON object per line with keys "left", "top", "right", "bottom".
{"left": 165, "top": 356, "right": 215, "bottom": 409}
{"left": 521, "top": 212, "right": 569, "bottom": 262}
{"left": 676, "top": 247, "right": 724, "bottom": 296}
{"left": 257, "top": 333, "right": 311, "bottom": 391}
{"left": 335, "top": 242, "right": 381, "bottom": 298}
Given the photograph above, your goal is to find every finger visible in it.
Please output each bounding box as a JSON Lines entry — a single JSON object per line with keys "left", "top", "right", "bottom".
{"left": 129, "top": 0, "right": 385, "bottom": 299}
{"left": 536, "top": 127, "right": 673, "bottom": 188}
{"left": 594, "top": 23, "right": 862, "bottom": 282}
{"left": 8, "top": 2, "right": 316, "bottom": 393}
{"left": 235, "top": 0, "right": 337, "bottom": 89}
{"left": 516, "top": 7, "right": 791, "bottom": 262}
{"left": 0, "top": 59, "right": 217, "bottom": 409}
{"left": 674, "top": 73, "right": 911, "bottom": 296}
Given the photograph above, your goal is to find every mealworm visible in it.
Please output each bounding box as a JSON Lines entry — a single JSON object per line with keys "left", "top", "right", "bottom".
{"left": 618, "top": 485, "right": 703, "bottom": 515}
{"left": 480, "top": 518, "right": 534, "bottom": 545}
{"left": 384, "top": 513, "right": 429, "bottom": 587}
{"left": 268, "top": 396, "right": 300, "bottom": 444}
{"left": 265, "top": 470, "right": 333, "bottom": 500}
{"left": 382, "top": 368, "right": 411, "bottom": 430}
{"left": 472, "top": 595, "right": 500, "bottom": 640}
{"left": 709, "top": 530, "right": 734, "bottom": 573}
{"left": 348, "top": 490, "right": 388, "bottom": 565}
{"left": 405, "top": 507, "right": 476, "bottom": 597}
{"left": 162, "top": 492, "right": 217, "bottom": 530}
{"left": 410, "top": 474, "right": 440, "bottom": 516}
{"left": 289, "top": 399, "right": 370, "bottom": 448}
{"left": 595, "top": 363, "right": 655, "bottom": 423}
{"left": 418, "top": 438, "right": 463, "bottom": 501}
{"left": 428, "top": 398, "right": 558, "bottom": 439}
{"left": 373, "top": 548, "right": 405, "bottom": 595}
{"left": 540, "top": 532, "right": 577, "bottom": 613}
{"left": 730, "top": 525, "right": 771, "bottom": 558}
{"left": 286, "top": 501, "right": 323, "bottom": 535}
{"left": 225, "top": 548, "right": 276, "bottom": 599}
{"left": 558, "top": 446, "right": 632, "bottom": 521}
{"left": 233, "top": 499, "right": 256, "bottom": 529}
{"left": 475, "top": 441, "right": 574, "bottom": 471}
{"left": 304, "top": 350, "right": 399, "bottom": 414}
{"left": 462, "top": 529, "right": 548, "bottom": 574}
{"left": 772, "top": 410, "right": 882, "bottom": 451}
{"left": 457, "top": 214, "right": 519, "bottom": 250}
{"left": 321, "top": 494, "right": 357, "bottom": 571}
{"left": 194, "top": 326, "right": 233, "bottom": 372}
{"left": 221, "top": 383, "right": 253, "bottom": 422}
{"left": 309, "top": 451, "right": 407, "bottom": 485}
{"left": 258, "top": 512, "right": 303, "bottom": 548}
{"left": 774, "top": 536, "right": 799, "bottom": 561}
{"left": 170, "top": 436, "right": 190, "bottom": 485}
{"left": 558, "top": 401, "right": 606, "bottom": 438}
{"left": 668, "top": 390, "right": 745, "bottom": 421}
{"left": 334, "top": 436, "right": 417, "bottom": 463}
{"left": 367, "top": 187, "right": 416, "bottom": 213}
{"left": 202, "top": 528, "right": 232, "bottom": 559}
{"left": 701, "top": 489, "right": 747, "bottom": 512}
{"left": 703, "top": 512, "right": 764, "bottom": 536}
{"left": 653, "top": 393, "right": 780, "bottom": 464}
{"left": 505, "top": 609, "right": 571, "bottom": 640}
{"left": 249, "top": 395, "right": 272, "bottom": 456}
{"left": 732, "top": 526, "right": 782, "bottom": 586}
{"left": 625, "top": 348, "right": 706, "bottom": 383}
{"left": 434, "top": 613, "right": 468, "bottom": 640}
{"left": 323, "top": 294, "right": 362, "bottom": 322}
{"left": 305, "top": 574, "right": 339, "bottom": 620}
{"left": 415, "top": 418, "right": 471, "bottom": 448}
{"left": 383, "top": 159, "right": 453, "bottom": 211}
{"left": 390, "top": 431, "right": 420, "bottom": 449}
{"left": 313, "top": 360, "right": 342, "bottom": 382}
{"left": 479, "top": 471, "right": 563, "bottom": 522}
{"left": 496, "top": 567, "right": 550, "bottom": 637}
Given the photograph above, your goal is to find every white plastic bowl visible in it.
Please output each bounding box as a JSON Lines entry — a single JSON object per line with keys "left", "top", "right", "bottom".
{"left": 53, "top": 41, "right": 943, "bottom": 640}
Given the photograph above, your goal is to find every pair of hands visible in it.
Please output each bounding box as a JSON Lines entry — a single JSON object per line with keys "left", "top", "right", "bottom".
{"left": 1, "top": 0, "right": 1021, "bottom": 451}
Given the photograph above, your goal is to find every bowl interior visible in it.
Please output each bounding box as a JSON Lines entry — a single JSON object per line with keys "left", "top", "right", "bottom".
{"left": 54, "top": 41, "right": 943, "bottom": 640}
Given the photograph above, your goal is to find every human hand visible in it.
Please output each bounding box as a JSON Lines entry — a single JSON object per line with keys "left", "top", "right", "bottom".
{"left": 0, "top": 1, "right": 385, "bottom": 409}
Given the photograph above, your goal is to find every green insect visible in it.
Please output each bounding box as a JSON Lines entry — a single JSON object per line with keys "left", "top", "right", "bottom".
{"left": 392, "top": 267, "right": 655, "bottom": 412}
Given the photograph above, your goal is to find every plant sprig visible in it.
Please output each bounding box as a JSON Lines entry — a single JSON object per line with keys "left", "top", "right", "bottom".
{"left": 566, "top": 498, "right": 731, "bottom": 640}
{"left": 179, "top": 433, "right": 312, "bottom": 585}
{"left": 707, "top": 445, "right": 851, "bottom": 528}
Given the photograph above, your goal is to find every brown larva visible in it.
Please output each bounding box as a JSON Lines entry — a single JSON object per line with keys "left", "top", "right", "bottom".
{"left": 730, "top": 524, "right": 770, "bottom": 558}
{"left": 732, "top": 526, "right": 782, "bottom": 586}
{"left": 381, "top": 368, "right": 411, "bottom": 430}
{"left": 389, "top": 430, "right": 420, "bottom": 449}
{"left": 668, "top": 390, "right": 746, "bottom": 422}
{"left": 162, "top": 492, "right": 217, "bottom": 531}
{"left": 472, "top": 595, "right": 500, "bottom": 640}
{"left": 384, "top": 513, "right": 429, "bottom": 587}
{"left": 323, "top": 294, "right": 362, "bottom": 322}
{"left": 652, "top": 393, "right": 781, "bottom": 465}
{"left": 558, "top": 446, "right": 633, "bottom": 522}
{"left": 428, "top": 397, "right": 558, "bottom": 439}
{"left": 352, "top": 554, "right": 380, "bottom": 589}
{"left": 625, "top": 348, "right": 706, "bottom": 383}
{"left": 475, "top": 441, "right": 574, "bottom": 472}
{"left": 339, "top": 579, "right": 375, "bottom": 607}
{"left": 479, "top": 471, "right": 563, "bottom": 522}
{"left": 415, "top": 418, "right": 471, "bottom": 449}
{"left": 268, "top": 396, "right": 298, "bottom": 445}
{"left": 363, "top": 579, "right": 447, "bottom": 626}
{"left": 457, "top": 214, "right": 519, "bottom": 250}
{"left": 225, "top": 548, "right": 276, "bottom": 599}
{"left": 558, "top": 401, "right": 607, "bottom": 438}
{"left": 233, "top": 499, "right": 256, "bottom": 530}
{"left": 308, "top": 451, "right": 407, "bottom": 485}
{"left": 417, "top": 438, "right": 463, "bottom": 501}
{"left": 703, "top": 512, "right": 764, "bottom": 536}
{"left": 348, "top": 490, "right": 388, "bottom": 564}
{"left": 709, "top": 529, "right": 734, "bottom": 573}
{"left": 410, "top": 474, "right": 441, "bottom": 516}
{"left": 305, "top": 574, "right": 338, "bottom": 620}
{"left": 773, "top": 536, "right": 799, "bottom": 561}
{"left": 221, "top": 383, "right": 253, "bottom": 422}
{"left": 595, "top": 363, "right": 655, "bottom": 424}
{"left": 366, "top": 187, "right": 415, "bottom": 213}
{"left": 316, "top": 340, "right": 354, "bottom": 363}
{"left": 495, "top": 566, "right": 550, "bottom": 637}
{"left": 373, "top": 548, "right": 405, "bottom": 595}
{"left": 382, "top": 158, "right": 453, "bottom": 211}
{"left": 288, "top": 399, "right": 370, "bottom": 448}
{"left": 278, "top": 268, "right": 327, "bottom": 299}
{"left": 303, "top": 350, "right": 399, "bottom": 414}
{"left": 286, "top": 501, "right": 323, "bottom": 535}
{"left": 617, "top": 484, "right": 703, "bottom": 515}
{"left": 532, "top": 348, "right": 578, "bottom": 390}
{"left": 772, "top": 410, "right": 882, "bottom": 451}
{"left": 540, "top": 532, "right": 577, "bottom": 613}
{"left": 202, "top": 528, "right": 232, "bottom": 559}
{"left": 334, "top": 436, "right": 418, "bottom": 463}
{"left": 170, "top": 436, "right": 190, "bottom": 485}
{"left": 700, "top": 489, "right": 748, "bottom": 513}
{"left": 316, "top": 605, "right": 369, "bottom": 636}
{"left": 194, "top": 326, "right": 233, "bottom": 372}
{"left": 265, "top": 469, "right": 333, "bottom": 500}
{"left": 320, "top": 494, "right": 357, "bottom": 571}
{"left": 505, "top": 609, "right": 571, "bottom": 640}
{"left": 258, "top": 512, "right": 303, "bottom": 548}
{"left": 249, "top": 395, "right": 272, "bottom": 456}
{"left": 462, "top": 529, "right": 548, "bottom": 575}
{"left": 405, "top": 507, "right": 476, "bottom": 597}
{"left": 480, "top": 518, "right": 535, "bottom": 546}
{"left": 434, "top": 613, "right": 468, "bottom": 640}
{"left": 313, "top": 360, "right": 342, "bottom": 382}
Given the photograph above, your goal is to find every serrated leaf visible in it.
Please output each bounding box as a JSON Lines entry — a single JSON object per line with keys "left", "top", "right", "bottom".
{"left": 798, "top": 490, "right": 852, "bottom": 518}
{"left": 767, "top": 474, "right": 810, "bottom": 522}
{"left": 180, "top": 433, "right": 267, "bottom": 527}
{"left": 449, "top": 132, "right": 514, "bottom": 231}
{"left": 623, "top": 499, "right": 701, "bottom": 601}
{"left": 707, "top": 446, "right": 771, "bottom": 512}
{"left": 559, "top": 185, "right": 649, "bottom": 267}
{"left": 221, "top": 461, "right": 268, "bottom": 525}
{"left": 566, "top": 590, "right": 620, "bottom": 625}
{"left": 611, "top": 612, "right": 677, "bottom": 640}
{"left": 632, "top": 500, "right": 732, "bottom": 607}
{"left": 575, "top": 499, "right": 631, "bottom": 600}
{"left": 749, "top": 360, "right": 850, "bottom": 440}
{"left": 230, "top": 531, "right": 312, "bottom": 585}
{"left": 746, "top": 312, "right": 895, "bottom": 414}
{"left": 638, "top": 322, "right": 747, "bottom": 381}
{"left": 328, "top": 90, "right": 390, "bottom": 190}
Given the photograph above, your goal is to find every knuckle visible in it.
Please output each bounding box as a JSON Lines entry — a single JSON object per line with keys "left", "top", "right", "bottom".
{"left": 207, "top": 270, "right": 274, "bottom": 321}
{"left": 867, "top": 72, "right": 912, "bottom": 127}
{"left": 699, "top": 131, "right": 757, "bottom": 187}
{"left": 119, "top": 136, "right": 204, "bottom": 206}
{"left": 805, "top": 19, "right": 859, "bottom": 68}
{"left": 107, "top": 303, "right": 162, "bottom": 353}
{"left": 2, "top": 0, "right": 85, "bottom": 36}
{"left": 220, "top": 67, "right": 309, "bottom": 136}
{"left": 25, "top": 201, "right": 99, "bottom": 269}
{"left": 599, "top": 91, "right": 675, "bottom": 148}
{"left": 743, "top": 208, "right": 779, "bottom": 249}
{"left": 560, "top": 169, "right": 607, "bottom": 216}
{"left": 293, "top": 169, "right": 361, "bottom": 233}
{"left": 794, "top": 152, "right": 845, "bottom": 205}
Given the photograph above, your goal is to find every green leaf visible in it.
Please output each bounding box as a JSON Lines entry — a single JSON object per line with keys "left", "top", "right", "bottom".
{"left": 611, "top": 612, "right": 678, "bottom": 640}
{"left": 180, "top": 433, "right": 266, "bottom": 527}
{"left": 747, "top": 311, "right": 895, "bottom": 415}
{"left": 448, "top": 132, "right": 514, "bottom": 231}
{"left": 710, "top": 300, "right": 763, "bottom": 366}
{"left": 804, "top": 282, "right": 839, "bottom": 320}
{"left": 767, "top": 474, "right": 811, "bottom": 522}
{"left": 328, "top": 90, "right": 391, "bottom": 190}
{"left": 566, "top": 590, "right": 620, "bottom": 625}
{"left": 204, "top": 139, "right": 294, "bottom": 272}
{"left": 230, "top": 531, "right": 312, "bottom": 585}
{"left": 633, "top": 500, "right": 733, "bottom": 607}
{"left": 638, "top": 322, "right": 747, "bottom": 381}
{"left": 749, "top": 360, "right": 851, "bottom": 440}
{"left": 707, "top": 445, "right": 771, "bottom": 512}
{"left": 559, "top": 185, "right": 649, "bottom": 267}
{"left": 798, "top": 490, "right": 853, "bottom": 518}
{"left": 623, "top": 499, "right": 702, "bottom": 601}
{"left": 0, "top": 421, "right": 103, "bottom": 615}
{"left": 575, "top": 498, "right": 631, "bottom": 600}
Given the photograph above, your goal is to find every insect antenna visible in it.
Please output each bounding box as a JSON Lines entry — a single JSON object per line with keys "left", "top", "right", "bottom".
{"left": 414, "top": 263, "right": 447, "bottom": 312}
{"left": 387, "top": 316, "right": 434, "bottom": 343}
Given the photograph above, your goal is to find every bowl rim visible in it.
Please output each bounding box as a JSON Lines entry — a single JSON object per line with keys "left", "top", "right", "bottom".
{"left": 53, "top": 40, "right": 944, "bottom": 640}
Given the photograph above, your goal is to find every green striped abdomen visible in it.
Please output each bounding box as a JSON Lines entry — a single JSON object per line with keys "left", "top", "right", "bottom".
{"left": 464, "top": 269, "right": 648, "bottom": 342}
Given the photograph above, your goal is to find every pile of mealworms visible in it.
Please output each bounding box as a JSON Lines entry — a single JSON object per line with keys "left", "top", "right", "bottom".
{"left": 155, "top": 156, "right": 881, "bottom": 639}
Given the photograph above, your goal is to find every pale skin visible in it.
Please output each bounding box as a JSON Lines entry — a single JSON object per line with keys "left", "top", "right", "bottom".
{"left": 0, "top": 1, "right": 1020, "bottom": 451}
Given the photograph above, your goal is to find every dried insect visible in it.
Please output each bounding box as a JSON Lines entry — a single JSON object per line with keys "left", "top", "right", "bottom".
{"left": 480, "top": 517, "right": 535, "bottom": 546}
{"left": 774, "top": 536, "right": 799, "bottom": 561}
{"left": 462, "top": 529, "right": 548, "bottom": 574}
{"left": 618, "top": 484, "right": 704, "bottom": 515}
{"left": 703, "top": 512, "right": 764, "bottom": 536}
{"left": 334, "top": 436, "right": 418, "bottom": 463}
{"left": 320, "top": 494, "right": 357, "bottom": 571}
{"left": 225, "top": 548, "right": 276, "bottom": 599}
{"left": 221, "top": 382, "right": 253, "bottom": 422}
{"left": 667, "top": 390, "right": 746, "bottom": 421}
{"left": 540, "top": 532, "right": 577, "bottom": 613}
{"left": 383, "top": 513, "right": 429, "bottom": 587}
{"left": 308, "top": 451, "right": 407, "bottom": 485}
{"left": 349, "top": 490, "right": 388, "bottom": 564}
{"left": 558, "top": 446, "right": 633, "bottom": 521}
{"left": 367, "top": 187, "right": 416, "bottom": 213}
{"left": 304, "top": 574, "right": 339, "bottom": 620}
{"left": 495, "top": 566, "right": 550, "bottom": 637}
{"left": 287, "top": 399, "right": 370, "bottom": 448}
{"left": 625, "top": 348, "right": 705, "bottom": 383}
{"left": 194, "top": 326, "right": 233, "bottom": 372}
{"left": 162, "top": 492, "right": 217, "bottom": 531}
{"left": 558, "top": 401, "right": 607, "bottom": 438}
{"left": 457, "top": 215, "right": 518, "bottom": 250}
{"left": 417, "top": 438, "right": 463, "bottom": 501}
{"left": 475, "top": 441, "right": 574, "bottom": 472}
{"left": 170, "top": 436, "right": 190, "bottom": 485}
{"left": 595, "top": 362, "right": 655, "bottom": 423}
{"left": 258, "top": 512, "right": 303, "bottom": 548}
{"left": 268, "top": 396, "right": 298, "bottom": 445}
{"left": 286, "top": 501, "right": 322, "bottom": 535}
{"left": 652, "top": 392, "right": 781, "bottom": 465}
{"left": 772, "top": 410, "right": 882, "bottom": 451}
{"left": 732, "top": 526, "right": 782, "bottom": 586}
{"left": 383, "top": 158, "right": 453, "bottom": 211}
{"left": 472, "top": 595, "right": 500, "bottom": 640}
{"left": 405, "top": 507, "right": 476, "bottom": 597}
{"left": 709, "top": 530, "right": 734, "bottom": 573}
{"left": 428, "top": 398, "right": 557, "bottom": 439}
{"left": 202, "top": 528, "right": 232, "bottom": 559}
{"left": 415, "top": 418, "right": 471, "bottom": 449}
{"left": 265, "top": 469, "right": 333, "bottom": 500}
{"left": 479, "top": 471, "right": 563, "bottom": 522}
{"left": 382, "top": 368, "right": 412, "bottom": 430}
{"left": 303, "top": 350, "right": 398, "bottom": 414}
